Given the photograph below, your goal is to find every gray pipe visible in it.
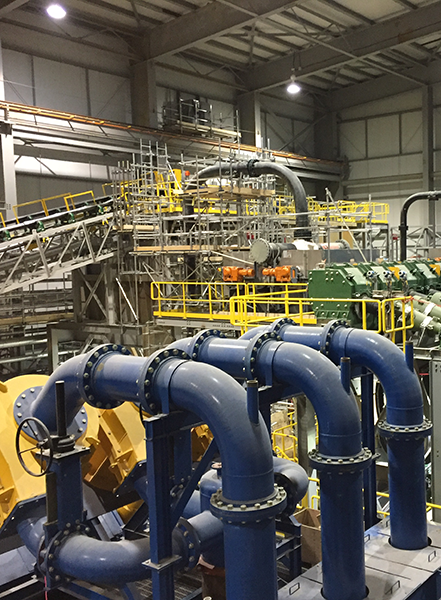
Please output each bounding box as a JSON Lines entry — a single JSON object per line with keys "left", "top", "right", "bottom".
{"left": 194, "top": 160, "right": 311, "bottom": 239}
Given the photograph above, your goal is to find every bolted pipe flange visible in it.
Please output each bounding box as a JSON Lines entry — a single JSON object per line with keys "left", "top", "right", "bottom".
{"left": 309, "top": 447, "right": 373, "bottom": 474}
{"left": 14, "top": 388, "right": 88, "bottom": 440}
{"left": 378, "top": 418, "right": 432, "bottom": 441}
{"left": 268, "top": 317, "right": 296, "bottom": 337}
{"left": 140, "top": 348, "right": 189, "bottom": 413}
{"left": 186, "top": 329, "right": 225, "bottom": 361}
{"left": 243, "top": 331, "right": 281, "bottom": 380}
{"left": 175, "top": 517, "right": 201, "bottom": 572}
{"left": 319, "top": 319, "right": 348, "bottom": 357}
{"left": 83, "top": 344, "right": 131, "bottom": 409}
{"left": 42, "top": 522, "right": 92, "bottom": 586}
{"left": 210, "top": 484, "right": 287, "bottom": 524}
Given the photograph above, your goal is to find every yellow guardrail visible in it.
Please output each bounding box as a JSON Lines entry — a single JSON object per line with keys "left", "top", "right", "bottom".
{"left": 307, "top": 199, "right": 389, "bottom": 224}
{"left": 230, "top": 291, "right": 414, "bottom": 337}
{"left": 12, "top": 190, "right": 95, "bottom": 224}
{"left": 151, "top": 281, "right": 308, "bottom": 321}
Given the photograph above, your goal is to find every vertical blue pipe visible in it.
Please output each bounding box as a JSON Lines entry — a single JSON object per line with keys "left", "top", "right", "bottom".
{"left": 223, "top": 520, "right": 278, "bottom": 600}
{"left": 340, "top": 357, "right": 351, "bottom": 394}
{"left": 388, "top": 438, "right": 427, "bottom": 549}
{"left": 361, "top": 369, "right": 378, "bottom": 529}
{"left": 320, "top": 471, "right": 366, "bottom": 600}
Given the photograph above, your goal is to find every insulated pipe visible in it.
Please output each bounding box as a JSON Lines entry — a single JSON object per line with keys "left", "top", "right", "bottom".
{"left": 399, "top": 191, "right": 441, "bottom": 260}
{"left": 169, "top": 335, "right": 366, "bottom": 600}
{"left": 271, "top": 322, "right": 429, "bottom": 550}
{"left": 194, "top": 160, "right": 311, "bottom": 239}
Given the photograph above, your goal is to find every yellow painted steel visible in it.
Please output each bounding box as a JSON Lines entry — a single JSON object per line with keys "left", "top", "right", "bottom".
{"left": 0, "top": 375, "right": 49, "bottom": 527}
{"left": 307, "top": 199, "right": 389, "bottom": 224}
{"left": 382, "top": 296, "right": 414, "bottom": 347}
{"left": 151, "top": 281, "right": 308, "bottom": 322}
{"left": 0, "top": 372, "right": 214, "bottom": 527}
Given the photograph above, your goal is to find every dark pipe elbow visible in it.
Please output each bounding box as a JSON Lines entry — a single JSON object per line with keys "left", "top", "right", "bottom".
{"left": 400, "top": 191, "right": 441, "bottom": 261}
{"left": 193, "top": 161, "right": 311, "bottom": 239}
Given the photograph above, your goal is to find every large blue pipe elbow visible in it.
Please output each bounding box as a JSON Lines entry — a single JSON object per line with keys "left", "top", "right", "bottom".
{"left": 171, "top": 334, "right": 366, "bottom": 600}
{"left": 276, "top": 323, "right": 428, "bottom": 550}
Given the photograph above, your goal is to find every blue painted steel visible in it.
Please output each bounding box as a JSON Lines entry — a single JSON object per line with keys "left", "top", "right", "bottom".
{"left": 247, "top": 380, "right": 259, "bottom": 424}
{"left": 155, "top": 360, "right": 278, "bottom": 600}
{"left": 406, "top": 340, "right": 415, "bottom": 372}
{"left": 320, "top": 470, "right": 365, "bottom": 600}
{"left": 223, "top": 519, "right": 277, "bottom": 600}
{"left": 55, "top": 534, "right": 151, "bottom": 585}
{"left": 28, "top": 353, "right": 90, "bottom": 431}
{"left": 144, "top": 415, "right": 175, "bottom": 600}
{"left": 51, "top": 453, "right": 85, "bottom": 529}
{"left": 274, "top": 323, "right": 428, "bottom": 551}
{"left": 171, "top": 334, "right": 366, "bottom": 600}
{"left": 340, "top": 357, "right": 351, "bottom": 394}
{"left": 388, "top": 438, "right": 428, "bottom": 549}
{"left": 361, "top": 369, "right": 378, "bottom": 529}
{"left": 187, "top": 510, "right": 224, "bottom": 567}
{"left": 17, "top": 517, "right": 45, "bottom": 555}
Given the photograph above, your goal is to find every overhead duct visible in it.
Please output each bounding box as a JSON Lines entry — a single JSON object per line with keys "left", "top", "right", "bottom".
{"left": 194, "top": 160, "right": 311, "bottom": 239}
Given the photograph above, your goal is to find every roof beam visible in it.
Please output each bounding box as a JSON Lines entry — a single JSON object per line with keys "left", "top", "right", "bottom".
{"left": 143, "top": 0, "right": 301, "bottom": 59}
{"left": 329, "top": 58, "right": 441, "bottom": 111}
{"left": 0, "top": 0, "right": 29, "bottom": 17}
{"left": 243, "top": 0, "right": 441, "bottom": 91}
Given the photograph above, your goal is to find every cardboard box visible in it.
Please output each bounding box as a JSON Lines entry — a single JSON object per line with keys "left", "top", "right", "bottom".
{"left": 294, "top": 508, "right": 322, "bottom": 565}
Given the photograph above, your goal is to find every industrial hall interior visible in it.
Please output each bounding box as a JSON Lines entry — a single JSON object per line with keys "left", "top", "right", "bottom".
{"left": 4, "top": 1, "right": 441, "bottom": 599}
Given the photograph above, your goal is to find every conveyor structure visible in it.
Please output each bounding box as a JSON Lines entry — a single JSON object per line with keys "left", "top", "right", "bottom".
{"left": 0, "top": 320, "right": 440, "bottom": 600}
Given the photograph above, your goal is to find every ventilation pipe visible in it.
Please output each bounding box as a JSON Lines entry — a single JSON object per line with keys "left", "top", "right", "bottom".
{"left": 247, "top": 319, "right": 431, "bottom": 550}
{"left": 14, "top": 346, "right": 282, "bottom": 600}
{"left": 194, "top": 160, "right": 311, "bottom": 239}
{"left": 399, "top": 191, "right": 441, "bottom": 260}
{"left": 168, "top": 332, "right": 369, "bottom": 600}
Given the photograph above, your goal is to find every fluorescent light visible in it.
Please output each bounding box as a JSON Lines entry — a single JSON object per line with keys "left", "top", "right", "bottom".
{"left": 287, "top": 78, "right": 301, "bottom": 95}
{"left": 46, "top": 4, "right": 66, "bottom": 19}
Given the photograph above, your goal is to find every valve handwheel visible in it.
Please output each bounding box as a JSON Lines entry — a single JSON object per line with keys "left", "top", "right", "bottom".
{"left": 15, "top": 417, "right": 54, "bottom": 477}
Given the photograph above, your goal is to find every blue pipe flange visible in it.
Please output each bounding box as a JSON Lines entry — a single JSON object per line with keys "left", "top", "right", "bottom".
{"left": 319, "top": 319, "right": 348, "bottom": 356}
{"left": 187, "top": 328, "right": 226, "bottom": 361}
{"left": 377, "top": 418, "right": 432, "bottom": 441}
{"left": 175, "top": 517, "right": 201, "bottom": 572}
{"left": 140, "top": 348, "right": 189, "bottom": 414}
{"left": 14, "top": 388, "right": 88, "bottom": 441}
{"left": 268, "top": 317, "right": 296, "bottom": 337}
{"left": 210, "top": 484, "right": 287, "bottom": 524}
{"left": 42, "top": 522, "right": 92, "bottom": 587}
{"left": 83, "top": 344, "right": 131, "bottom": 409}
{"left": 309, "top": 447, "right": 373, "bottom": 474}
{"left": 243, "top": 331, "right": 282, "bottom": 382}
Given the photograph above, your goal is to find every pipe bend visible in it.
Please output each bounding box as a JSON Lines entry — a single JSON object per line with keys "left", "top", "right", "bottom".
{"left": 329, "top": 328, "right": 423, "bottom": 425}
{"left": 159, "top": 360, "right": 275, "bottom": 502}
{"left": 268, "top": 342, "right": 362, "bottom": 457}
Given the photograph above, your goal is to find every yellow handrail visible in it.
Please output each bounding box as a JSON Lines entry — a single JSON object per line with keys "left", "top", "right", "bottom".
{"left": 11, "top": 190, "right": 95, "bottom": 224}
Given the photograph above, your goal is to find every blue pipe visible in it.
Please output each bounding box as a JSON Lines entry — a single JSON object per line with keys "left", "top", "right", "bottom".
{"left": 273, "top": 323, "right": 428, "bottom": 550}
{"left": 155, "top": 360, "right": 278, "bottom": 600}
{"left": 171, "top": 335, "right": 366, "bottom": 600}
{"left": 27, "top": 349, "right": 279, "bottom": 600}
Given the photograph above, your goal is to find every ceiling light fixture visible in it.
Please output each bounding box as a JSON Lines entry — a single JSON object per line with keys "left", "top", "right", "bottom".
{"left": 287, "top": 75, "right": 301, "bottom": 95}
{"left": 46, "top": 3, "right": 66, "bottom": 19}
